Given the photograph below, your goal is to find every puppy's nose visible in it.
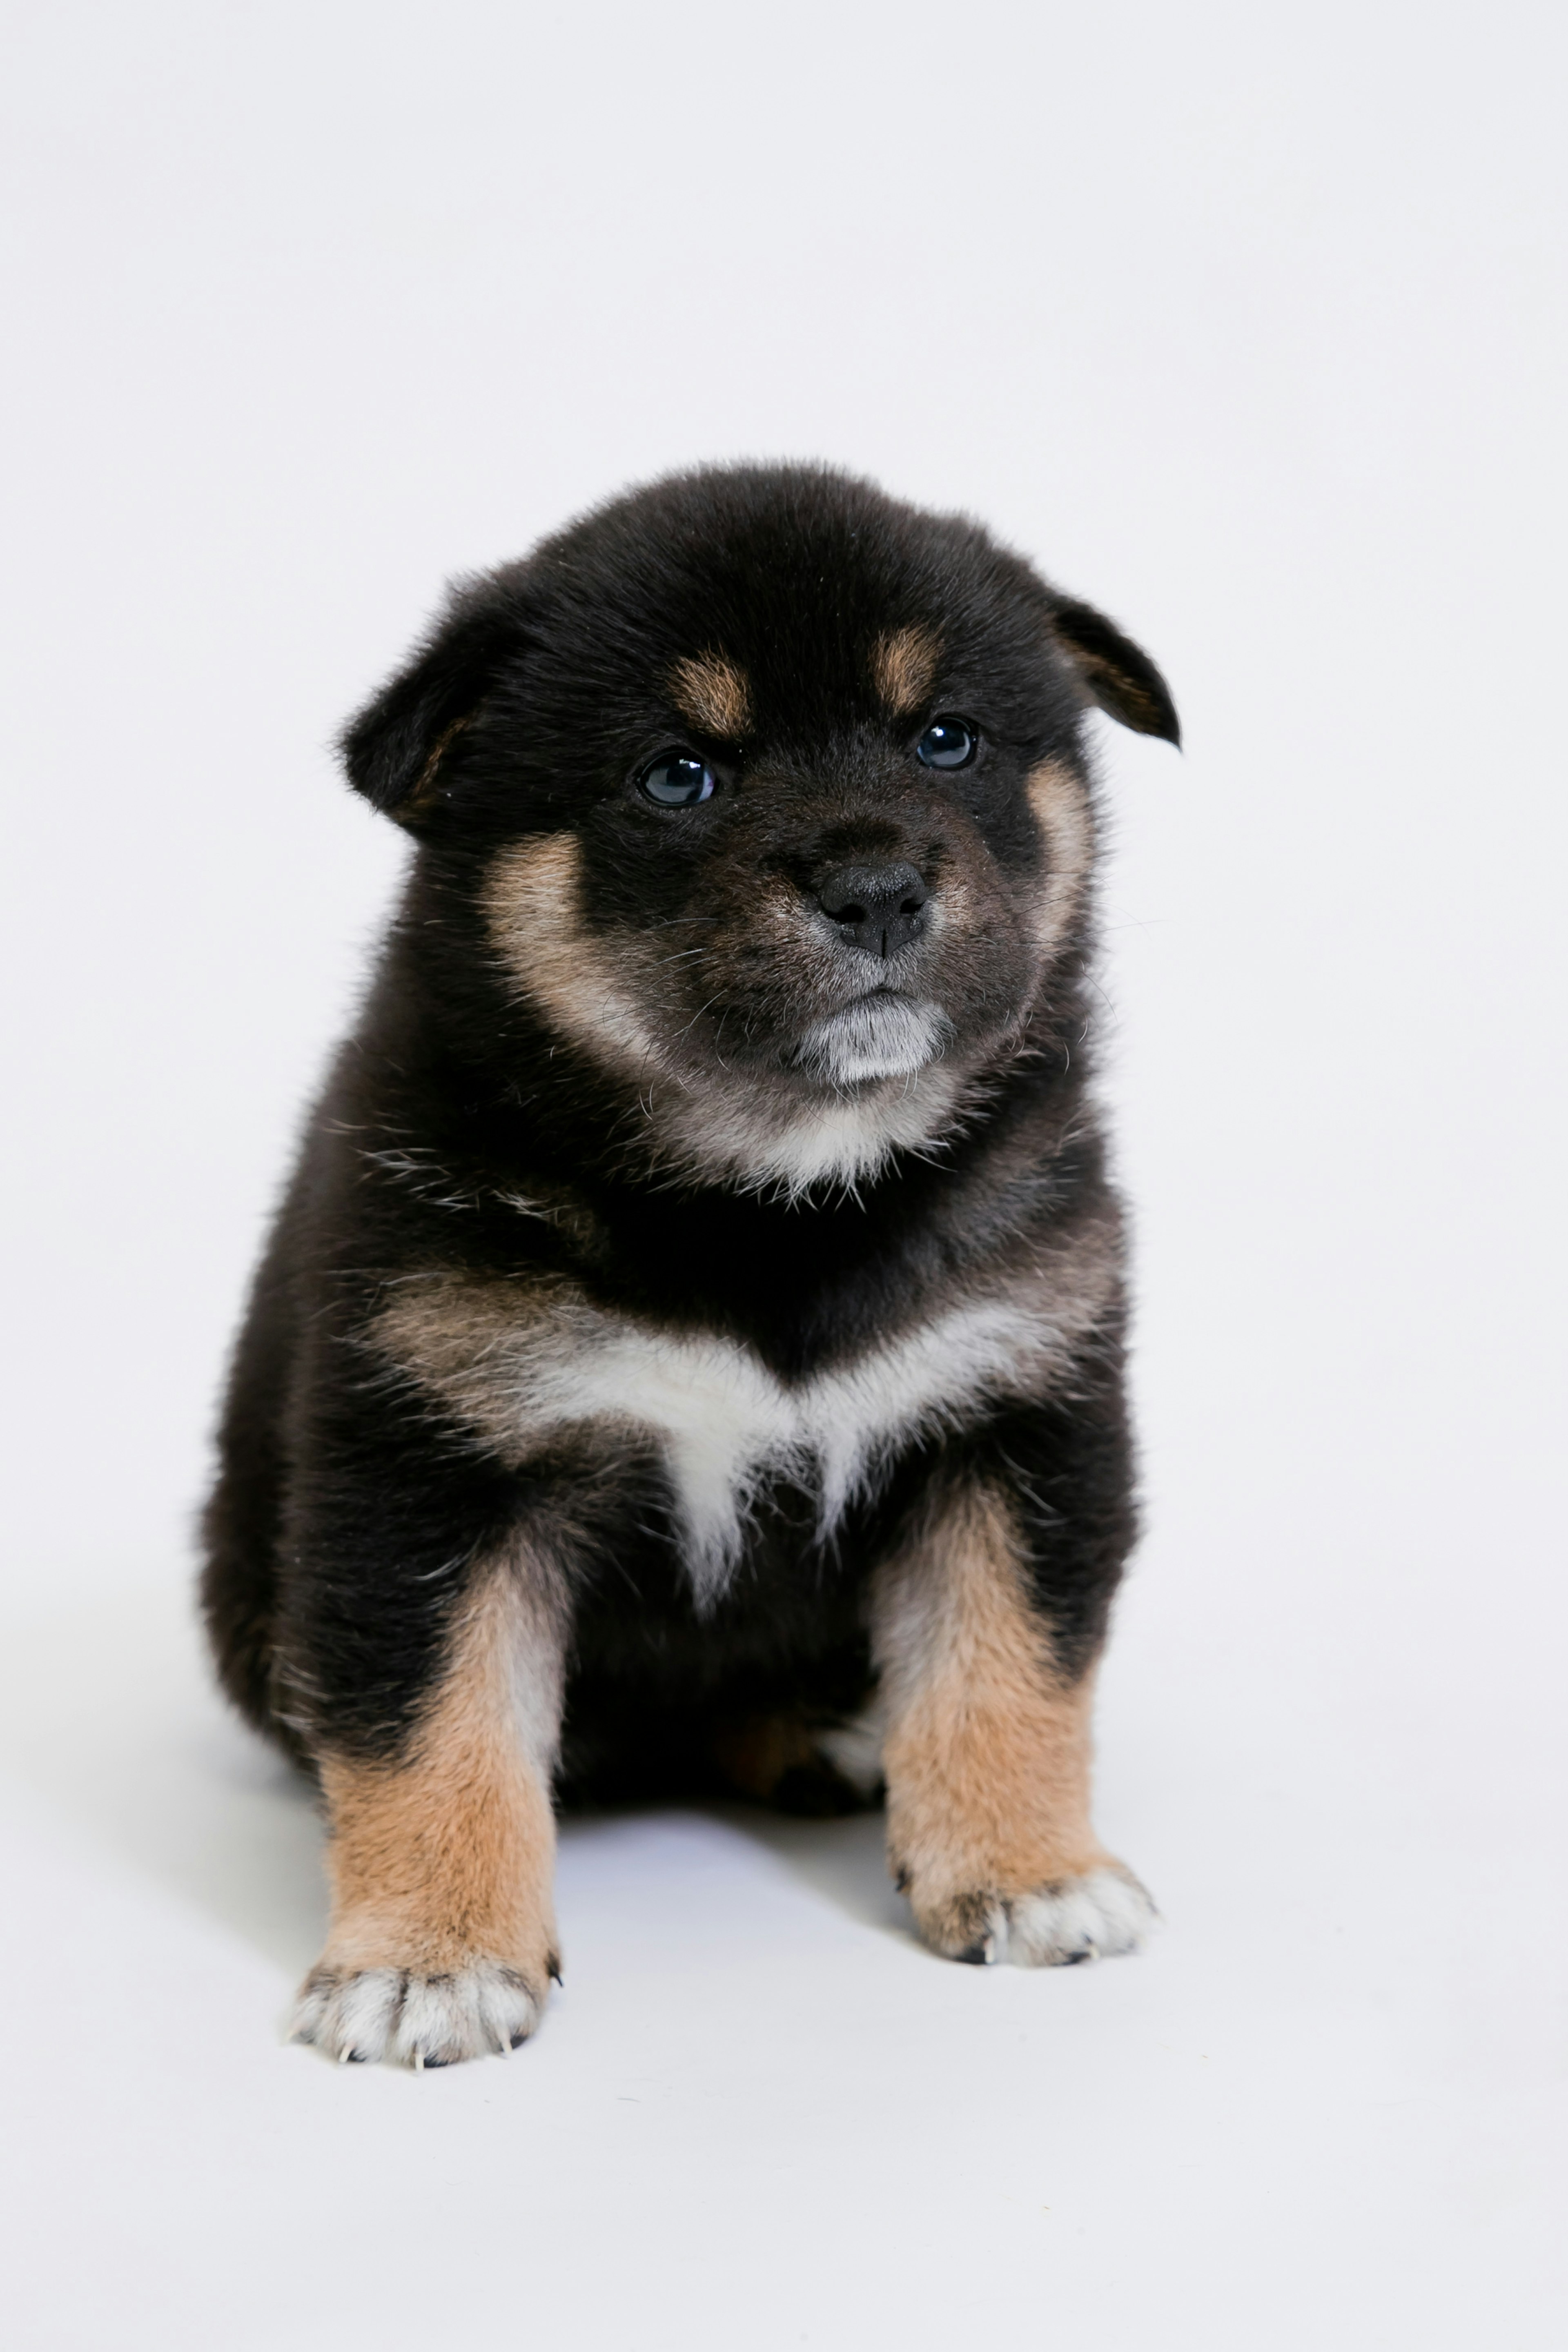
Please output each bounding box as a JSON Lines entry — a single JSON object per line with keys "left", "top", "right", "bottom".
{"left": 815, "top": 861, "right": 930, "bottom": 958}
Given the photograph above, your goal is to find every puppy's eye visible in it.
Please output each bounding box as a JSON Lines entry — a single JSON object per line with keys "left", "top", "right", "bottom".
{"left": 915, "top": 716, "right": 978, "bottom": 771}
{"left": 637, "top": 752, "right": 717, "bottom": 807}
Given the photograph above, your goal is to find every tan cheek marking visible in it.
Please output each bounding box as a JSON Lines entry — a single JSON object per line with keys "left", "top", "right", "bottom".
{"left": 872, "top": 1482, "right": 1107, "bottom": 1924}
{"left": 317, "top": 1568, "right": 562, "bottom": 1982}
{"left": 669, "top": 651, "right": 753, "bottom": 739}
{"left": 872, "top": 626, "right": 940, "bottom": 716}
{"left": 1025, "top": 759, "right": 1095, "bottom": 958}
{"left": 482, "top": 832, "right": 664, "bottom": 1071}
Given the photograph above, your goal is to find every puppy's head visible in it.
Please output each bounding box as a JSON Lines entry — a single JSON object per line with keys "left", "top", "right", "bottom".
{"left": 343, "top": 466, "right": 1177, "bottom": 1196}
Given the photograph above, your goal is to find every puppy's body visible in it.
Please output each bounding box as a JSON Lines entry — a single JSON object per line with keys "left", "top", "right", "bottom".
{"left": 202, "top": 465, "right": 1178, "bottom": 2066}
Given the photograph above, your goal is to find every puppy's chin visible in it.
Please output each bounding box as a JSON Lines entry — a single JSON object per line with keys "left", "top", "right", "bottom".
{"left": 655, "top": 1060, "right": 967, "bottom": 1203}
{"left": 794, "top": 995, "right": 951, "bottom": 1089}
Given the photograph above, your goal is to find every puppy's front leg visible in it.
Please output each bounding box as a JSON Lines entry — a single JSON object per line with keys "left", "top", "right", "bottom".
{"left": 873, "top": 1477, "right": 1154, "bottom": 1967}
{"left": 290, "top": 1561, "right": 565, "bottom": 2067}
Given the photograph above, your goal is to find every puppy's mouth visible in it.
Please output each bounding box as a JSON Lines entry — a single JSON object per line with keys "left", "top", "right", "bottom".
{"left": 792, "top": 989, "right": 952, "bottom": 1088}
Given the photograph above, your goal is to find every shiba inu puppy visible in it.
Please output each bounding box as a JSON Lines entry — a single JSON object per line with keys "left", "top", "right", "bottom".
{"left": 202, "top": 463, "right": 1179, "bottom": 2067}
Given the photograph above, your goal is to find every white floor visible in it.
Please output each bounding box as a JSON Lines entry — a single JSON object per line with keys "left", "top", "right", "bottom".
{"left": 3, "top": 1568, "right": 1561, "bottom": 2351}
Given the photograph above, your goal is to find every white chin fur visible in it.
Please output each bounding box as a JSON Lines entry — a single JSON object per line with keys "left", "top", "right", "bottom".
{"left": 796, "top": 996, "right": 949, "bottom": 1087}
{"left": 686, "top": 1069, "right": 964, "bottom": 1206}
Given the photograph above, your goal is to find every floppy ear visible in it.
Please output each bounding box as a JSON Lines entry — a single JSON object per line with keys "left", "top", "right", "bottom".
{"left": 1046, "top": 597, "right": 1180, "bottom": 746}
{"left": 339, "top": 586, "right": 525, "bottom": 821}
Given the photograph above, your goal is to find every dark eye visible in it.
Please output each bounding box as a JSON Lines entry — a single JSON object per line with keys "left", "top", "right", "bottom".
{"left": 915, "top": 716, "right": 978, "bottom": 770}
{"left": 637, "top": 751, "right": 717, "bottom": 806}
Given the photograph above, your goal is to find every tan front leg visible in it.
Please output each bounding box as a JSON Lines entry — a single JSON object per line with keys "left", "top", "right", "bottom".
{"left": 871, "top": 1481, "right": 1154, "bottom": 1966}
{"left": 291, "top": 1562, "right": 565, "bottom": 2066}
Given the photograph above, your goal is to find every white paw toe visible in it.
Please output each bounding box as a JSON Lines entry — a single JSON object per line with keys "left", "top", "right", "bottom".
{"left": 290, "top": 1960, "right": 545, "bottom": 2068}
{"left": 1002, "top": 1866, "right": 1158, "bottom": 1966}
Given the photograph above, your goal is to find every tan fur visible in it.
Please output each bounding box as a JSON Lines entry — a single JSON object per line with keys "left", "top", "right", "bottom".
{"left": 482, "top": 832, "right": 665, "bottom": 1073}
{"left": 872, "top": 625, "right": 940, "bottom": 716}
{"left": 368, "top": 1272, "right": 585, "bottom": 1468}
{"left": 872, "top": 1480, "right": 1113, "bottom": 1953}
{"left": 313, "top": 1566, "right": 563, "bottom": 1986}
{"left": 370, "top": 1273, "right": 549, "bottom": 1388}
{"left": 1025, "top": 758, "right": 1096, "bottom": 958}
{"left": 984, "top": 1193, "right": 1123, "bottom": 1337}
{"left": 669, "top": 651, "right": 753, "bottom": 739}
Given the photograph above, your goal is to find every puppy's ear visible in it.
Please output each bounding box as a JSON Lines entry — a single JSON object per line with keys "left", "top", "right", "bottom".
{"left": 339, "top": 586, "right": 525, "bottom": 822}
{"left": 1046, "top": 598, "right": 1180, "bottom": 746}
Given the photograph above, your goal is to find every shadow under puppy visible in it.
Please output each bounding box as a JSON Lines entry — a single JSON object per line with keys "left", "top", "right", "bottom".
{"left": 202, "top": 463, "right": 1180, "bottom": 2068}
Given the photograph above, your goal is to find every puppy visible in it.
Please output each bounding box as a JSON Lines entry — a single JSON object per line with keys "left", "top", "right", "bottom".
{"left": 202, "top": 463, "right": 1180, "bottom": 2067}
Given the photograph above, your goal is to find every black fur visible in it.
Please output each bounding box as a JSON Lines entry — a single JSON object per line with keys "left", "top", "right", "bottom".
{"left": 202, "top": 461, "right": 1174, "bottom": 1806}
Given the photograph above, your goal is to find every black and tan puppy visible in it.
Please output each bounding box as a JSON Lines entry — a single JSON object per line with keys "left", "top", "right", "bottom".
{"left": 202, "top": 463, "right": 1179, "bottom": 2067}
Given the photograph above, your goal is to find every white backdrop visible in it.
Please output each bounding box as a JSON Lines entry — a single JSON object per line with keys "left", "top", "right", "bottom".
{"left": 2, "top": 4, "right": 1564, "bottom": 2346}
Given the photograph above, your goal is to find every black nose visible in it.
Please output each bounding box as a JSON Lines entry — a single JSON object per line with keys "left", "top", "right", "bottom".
{"left": 815, "top": 861, "right": 931, "bottom": 958}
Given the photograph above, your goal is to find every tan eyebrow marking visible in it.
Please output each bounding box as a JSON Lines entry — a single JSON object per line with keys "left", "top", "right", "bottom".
{"left": 872, "top": 626, "right": 941, "bottom": 717}
{"left": 668, "top": 652, "right": 753, "bottom": 739}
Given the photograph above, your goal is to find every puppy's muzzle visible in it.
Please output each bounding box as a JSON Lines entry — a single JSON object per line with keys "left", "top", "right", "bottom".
{"left": 814, "top": 860, "right": 930, "bottom": 960}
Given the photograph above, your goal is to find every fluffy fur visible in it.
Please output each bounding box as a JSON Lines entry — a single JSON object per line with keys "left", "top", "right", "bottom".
{"left": 201, "top": 462, "right": 1179, "bottom": 2067}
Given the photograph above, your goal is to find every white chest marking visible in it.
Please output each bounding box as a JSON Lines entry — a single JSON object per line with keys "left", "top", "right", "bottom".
{"left": 430, "top": 1295, "right": 1083, "bottom": 1608}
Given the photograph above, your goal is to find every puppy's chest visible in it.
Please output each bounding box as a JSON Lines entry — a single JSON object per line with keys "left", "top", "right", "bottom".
{"left": 375, "top": 1267, "right": 1103, "bottom": 1606}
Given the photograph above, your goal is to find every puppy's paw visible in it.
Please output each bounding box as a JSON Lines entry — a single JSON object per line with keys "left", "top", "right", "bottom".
{"left": 909, "top": 1864, "right": 1156, "bottom": 1968}
{"left": 289, "top": 1958, "right": 549, "bottom": 2068}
